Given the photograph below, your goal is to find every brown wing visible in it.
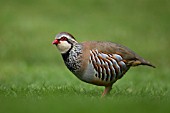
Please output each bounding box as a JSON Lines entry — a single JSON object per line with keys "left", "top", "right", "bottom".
{"left": 82, "top": 41, "right": 155, "bottom": 68}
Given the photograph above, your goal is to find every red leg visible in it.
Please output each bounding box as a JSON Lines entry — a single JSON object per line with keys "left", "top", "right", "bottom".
{"left": 101, "top": 85, "right": 112, "bottom": 97}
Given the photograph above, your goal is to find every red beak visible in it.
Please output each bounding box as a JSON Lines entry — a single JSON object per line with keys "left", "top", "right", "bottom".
{"left": 52, "top": 39, "right": 59, "bottom": 45}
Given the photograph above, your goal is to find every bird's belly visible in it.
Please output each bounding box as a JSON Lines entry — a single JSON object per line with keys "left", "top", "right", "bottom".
{"left": 81, "top": 58, "right": 129, "bottom": 86}
{"left": 81, "top": 63, "right": 117, "bottom": 86}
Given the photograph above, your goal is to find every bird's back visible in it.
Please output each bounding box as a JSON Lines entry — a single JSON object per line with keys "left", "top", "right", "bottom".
{"left": 81, "top": 41, "right": 155, "bottom": 68}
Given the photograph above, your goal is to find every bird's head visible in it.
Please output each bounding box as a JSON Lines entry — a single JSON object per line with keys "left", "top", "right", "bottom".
{"left": 52, "top": 32, "right": 78, "bottom": 54}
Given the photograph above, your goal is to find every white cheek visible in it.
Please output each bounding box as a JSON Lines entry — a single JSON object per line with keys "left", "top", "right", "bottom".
{"left": 57, "top": 41, "right": 72, "bottom": 53}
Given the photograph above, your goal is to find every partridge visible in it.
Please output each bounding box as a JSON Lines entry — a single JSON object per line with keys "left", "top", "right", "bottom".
{"left": 52, "top": 32, "right": 155, "bottom": 97}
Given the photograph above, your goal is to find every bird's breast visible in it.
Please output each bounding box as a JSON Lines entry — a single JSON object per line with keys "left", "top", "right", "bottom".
{"left": 62, "top": 44, "right": 83, "bottom": 74}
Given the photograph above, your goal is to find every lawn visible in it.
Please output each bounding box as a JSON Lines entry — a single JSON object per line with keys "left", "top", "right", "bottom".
{"left": 0, "top": 0, "right": 170, "bottom": 113}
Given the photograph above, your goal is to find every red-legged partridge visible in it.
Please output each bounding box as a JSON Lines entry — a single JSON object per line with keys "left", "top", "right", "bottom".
{"left": 52, "top": 32, "right": 155, "bottom": 97}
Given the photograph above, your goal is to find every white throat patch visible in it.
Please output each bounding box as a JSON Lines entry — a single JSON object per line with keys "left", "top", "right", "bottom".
{"left": 57, "top": 41, "right": 72, "bottom": 54}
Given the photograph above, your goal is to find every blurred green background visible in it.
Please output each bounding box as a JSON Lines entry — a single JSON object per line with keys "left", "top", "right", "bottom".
{"left": 0, "top": 0, "right": 170, "bottom": 113}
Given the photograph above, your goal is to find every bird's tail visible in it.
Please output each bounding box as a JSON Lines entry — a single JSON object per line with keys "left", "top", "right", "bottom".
{"left": 130, "top": 57, "right": 156, "bottom": 68}
{"left": 140, "top": 61, "right": 156, "bottom": 68}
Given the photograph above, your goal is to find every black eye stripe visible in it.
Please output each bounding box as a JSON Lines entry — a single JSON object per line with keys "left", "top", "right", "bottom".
{"left": 60, "top": 37, "right": 68, "bottom": 41}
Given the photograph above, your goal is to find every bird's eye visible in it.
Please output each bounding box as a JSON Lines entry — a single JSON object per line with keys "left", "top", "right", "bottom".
{"left": 60, "top": 37, "right": 67, "bottom": 41}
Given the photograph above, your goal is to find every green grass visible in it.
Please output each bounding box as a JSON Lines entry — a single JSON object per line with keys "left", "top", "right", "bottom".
{"left": 0, "top": 0, "right": 170, "bottom": 113}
